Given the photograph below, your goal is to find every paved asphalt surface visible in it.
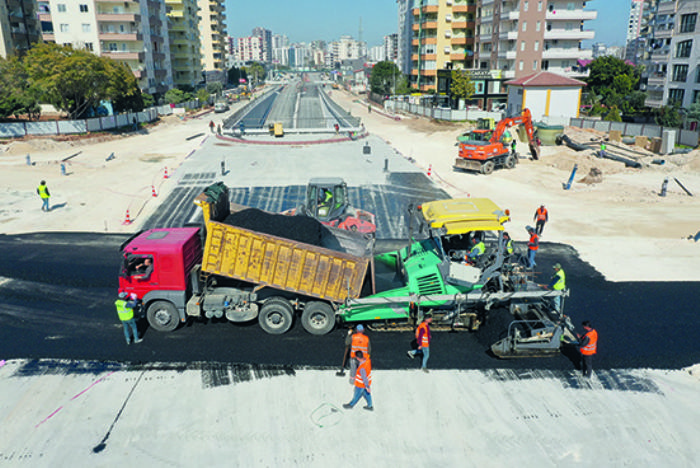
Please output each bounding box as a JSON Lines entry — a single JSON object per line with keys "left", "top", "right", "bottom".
{"left": 1, "top": 80, "right": 698, "bottom": 374}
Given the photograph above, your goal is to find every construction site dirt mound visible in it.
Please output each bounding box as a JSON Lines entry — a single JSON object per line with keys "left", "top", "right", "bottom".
{"left": 224, "top": 208, "right": 329, "bottom": 246}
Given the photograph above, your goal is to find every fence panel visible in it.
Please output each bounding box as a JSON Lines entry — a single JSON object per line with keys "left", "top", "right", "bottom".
{"left": 100, "top": 116, "right": 116, "bottom": 130}
{"left": 0, "top": 123, "right": 25, "bottom": 138}
{"left": 641, "top": 125, "right": 662, "bottom": 138}
{"left": 26, "top": 121, "right": 58, "bottom": 135}
{"left": 115, "top": 114, "right": 129, "bottom": 127}
{"left": 679, "top": 129, "right": 700, "bottom": 146}
{"left": 57, "top": 120, "right": 87, "bottom": 134}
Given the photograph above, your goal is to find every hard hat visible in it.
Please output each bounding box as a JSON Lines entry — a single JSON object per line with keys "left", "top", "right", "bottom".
{"left": 553, "top": 263, "right": 561, "bottom": 269}
{"left": 118, "top": 291, "right": 127, "bottom": 299}
{"left": 356, "top": 324, "right": 364, "bottom": 332}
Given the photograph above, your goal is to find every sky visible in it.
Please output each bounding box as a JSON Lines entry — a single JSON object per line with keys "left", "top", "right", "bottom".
{"left": 225, "top": 0, "right": 631, "bottom": 48}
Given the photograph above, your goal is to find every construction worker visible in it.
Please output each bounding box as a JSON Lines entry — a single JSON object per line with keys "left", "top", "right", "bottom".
{"left": 345, "top": 324, "right": 371, "bottom": 385}
{"left": 502, "top": 232, "right": 514, "bottom": 258}
{"left": 209, "top": 120, "right": 215, "bottom": 133}
{"left": 548, "top": 263, "right": 566, "bottom": 313}
{"left": 115, "top": 292, "right": 142, "bottom": 345}
{"left": 466, "top": 237, "right": 485, "bottom": 263}
{"left": 407, "top": 312, "right": 432, "bottom": 372}
{"left": 577, "top": 321, "right": 598, "bottom": 378}
{"left": 342, "top": 350, "right": 373, "bottom": 411}
{"left": 599, "top": 141, "right": 606, "bottom": 158}
{"left": 511, "top": 139, "right": 517, "bottom": 156}
{"left": 526, "top": 226, "right": 539, "bottom": 269}
{"left": 534, "top": 204, "right": 548, "bottom": 235}
{"left": 317, "top": 188, "right": 333, "bottom": 214}
{"left": 37, "top": 180, "right": 50, "bottom": 212}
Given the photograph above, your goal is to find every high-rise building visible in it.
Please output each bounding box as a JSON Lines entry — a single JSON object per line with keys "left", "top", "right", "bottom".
{"left": 625, "top": 0, "right": 657, "bottom": 65}
{"left": 384, "top": 33, "right": 399, "bottom": 63}
{"left": 0, "top": 0, "right": 41, "bottom": 58}
{"left": 237, "top": 36, "right": 263, "bottom": 63}
{"left": 397, "top": 0, "right": 414, "bottom": 75}
{"left": 167, "top": 0, "right": 202, "bottom": 88}
{"left": 252, "top": 27, "right": 272, "bottom": 63}
{"left": 198, "top": 0, "right": 227, "bottom": 80}
{"left": 37, "top": 0, "right": 173, "bottom": 96}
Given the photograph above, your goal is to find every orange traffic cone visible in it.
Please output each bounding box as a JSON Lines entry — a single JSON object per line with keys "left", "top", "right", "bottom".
{"left": 151, "top": 185, "right": 157, "bottom": 197}
{"left": 123, "top": 209, "right": 132, "bottom": 225}
{"left": 164, "top": 166, "right": 169, "bottom": 179}
{"left": 427, "top": 164, "right": 432, "bottom": 177}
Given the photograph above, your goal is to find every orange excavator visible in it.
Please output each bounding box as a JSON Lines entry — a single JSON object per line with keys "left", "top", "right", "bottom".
{"left": 455, "top": 108, "right": 540, "bottom": 175}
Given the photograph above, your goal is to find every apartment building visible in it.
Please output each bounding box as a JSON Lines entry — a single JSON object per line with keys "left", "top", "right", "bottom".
{"left": 198, "top": 0, "right": 227, "bottom": 77}
{"left": 624, "top": 0, "right": 657, "bottom": 64}
{"left": 384, "top": 33, "right": 399, "bottom": 63}
{"left": 38, "top": 0, "right": 173, "bottom": 96}
{"left": 0, "top": 0, "right": 41, "bottom": 58}
{"left": 237, "top": 36, "right": 263, "bottom": 63}
{"left": 397, "top": 0, "right": 414, "bottom": 75}
{"left": 166, "top": 0, "right": 201, "bottom": 89}
{"left": 646, "top": 0, "right": 700, "bottom": 108}
{"left": 252, "top": 27, "right": 272, "bottom": 63}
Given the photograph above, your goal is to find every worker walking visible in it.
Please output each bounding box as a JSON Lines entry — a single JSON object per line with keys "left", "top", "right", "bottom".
{"left": 344, "top": 324, "right": 371, "bottom": 384}
{"left": 115, "top": 292, "right": 142, "bottom": 345}
{"left": 526, "top": 226, "right": 539, "bottom": 269}
{"left": 534, "top": 204, "right": 548, "bottom": 235}
{"left": 209, "top": 120, "right": 215, "bottom": 133}
{"left": 342, "top": 350, "right": 373, "bottom": 411}
{"left": 37, "top": 180, "right": 51, "bottom": 212}
{"left": 577, "top": 321, "right": 597, "bottom": 378}
{"left": 407, "top": 312, "right": 432, "bottom": 372}
{"left": 548, "top": 263, "right": 566, "bottom": 313}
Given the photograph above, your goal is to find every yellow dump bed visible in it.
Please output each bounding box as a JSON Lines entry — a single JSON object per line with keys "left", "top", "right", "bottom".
{"left": 194, "top": 189, "right": 370, "bottom": 303}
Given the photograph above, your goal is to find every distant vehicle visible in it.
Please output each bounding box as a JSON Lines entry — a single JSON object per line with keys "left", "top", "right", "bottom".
{"left": 214, "top": 102, "right": 229, "bottom": 113}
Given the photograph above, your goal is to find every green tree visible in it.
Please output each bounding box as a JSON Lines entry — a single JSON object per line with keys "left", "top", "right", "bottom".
{"left": 686, "top": 101, "right": 700, "bottom": 126}
{"left": 604, "top": 106, "right": 622, "bottom": 122}
{"left": 197, "top": 88, "right": 211, "bottom": 106}
{"left": 228, "top": 66, "right": 241, "bottom": 86}
{"left": 107, "top": 60, "right": 144, "bottom": 113}
{"left": 586, "top": 56, "right": 646, "bottom": 114}
{"left": 142, "top": 93, "right": 155, "bottom": 108}
{"left": 206, "top": 82, "right": 223, "bottom": 96}
{"left": 244, "top": 62, "right": 265, "bottom": 85}
{"left": 450, "top": 70, "right": 475, "bottom": 105}
{"left": 0, "top": 56, "right": 41, "bottom": 119}
{"left": 164, "top": 88, "right": 189, "bottom": 104}
{"left": 369, "top": 61, "right": 401, "bottom": 95}
{"left": 654, "top": 105, "right": 682, "bottom": 127}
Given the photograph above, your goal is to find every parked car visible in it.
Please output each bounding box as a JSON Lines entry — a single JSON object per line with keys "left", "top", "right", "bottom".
{"left": 214, "top": 102, "right": 229, "bottom": 113}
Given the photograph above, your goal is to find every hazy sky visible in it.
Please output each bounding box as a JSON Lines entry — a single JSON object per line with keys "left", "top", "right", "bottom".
{"left": 225, "top": 0, "right": 631, "bottom": 48}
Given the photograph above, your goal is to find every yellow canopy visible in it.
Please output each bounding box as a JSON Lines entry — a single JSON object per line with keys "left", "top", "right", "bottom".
{"left": 420, "top": 198, "right": 509, "bottom": 235}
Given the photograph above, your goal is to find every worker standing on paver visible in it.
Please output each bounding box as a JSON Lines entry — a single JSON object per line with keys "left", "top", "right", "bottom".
{"left": 37, "top": 180, "right": 51, "bottom": 212}
{"left": 548, "top": 263, "right": 566, "bottom": 313}
{"left": 345, "top": 324, "right": 370, "bottom": 384}
{"left": 534, "top": 204, "right": 548, "bottom": 235}
{"left": 502, "top": 231, "right": 514, "bottom": 259}
{"left": 526, "top": 226, "right": 539, "bottom": 269}
{"left": 343, "top": 350, "right": 373, "bottom": 411}
{"left": 115, "top": 292, "right": 142, "bottom": 345}
{"left": 407, "top": 312, "right": 432, "bottom": 372}
{"left": 578, "top": 321, "right": 597, "bottom": 378}
{"left": 466, "top": 237, "right": 485, "bottom": 263}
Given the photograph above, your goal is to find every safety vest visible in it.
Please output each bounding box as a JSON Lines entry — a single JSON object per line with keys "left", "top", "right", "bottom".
{"left": 37, "top": 184, "right": 50, "bottom": 199}
{"left": 115, "top": 299, "right": 134, "bottom": 321}
{"left": 528, "top": 233, "right": 539, "bottom": 251}
{"left": 505, "top": 239, "right": 514, "bottom": 254}
{"left": 581, "top": 329, "right": 598, "bottom": 355}
{"left": 350, "top": 333, "right": 370, "bottom": 358}
{"left": 416, "top": 321, "right": 430, "bottom": 348}
{"left": 536, "top": 207, "right": 547, "bottom": 221}
{"left": 354, "top": 358, "right": 372, "bottom": 388}
{"left": 471, "top": 241, "right": 485, "bottom": 256}
{"left": 553, "top": 269, "right": 566, "bottom": 290}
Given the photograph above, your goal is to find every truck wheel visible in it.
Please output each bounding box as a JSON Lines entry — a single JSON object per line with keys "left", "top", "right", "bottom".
{"left": 505, "top": 155, "right": 517, "bottom": 169}
{"left": 301, "top": 302, "right": 336, "bottom": 335}
{"left": 259, "top": 298, "right": 293, "bottom": 335}
{"left": 481, "top": 160, "right": 495, "bottom": 175}
{"left": 147, "top": 300, "right": 180, "bottom": 332}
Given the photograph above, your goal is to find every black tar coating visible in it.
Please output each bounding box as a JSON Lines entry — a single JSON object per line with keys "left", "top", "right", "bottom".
{"left": 225, "top": 208, "right": 330, "bottom": 246}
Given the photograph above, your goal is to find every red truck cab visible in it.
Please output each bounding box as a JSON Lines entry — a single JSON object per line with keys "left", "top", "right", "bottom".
{"left": 119, "top": 228, "right": 202, "bottom": 331}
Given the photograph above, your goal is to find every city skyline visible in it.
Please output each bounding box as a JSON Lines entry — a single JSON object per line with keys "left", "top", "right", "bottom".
{"left": 225, "top": 0, "right": 631, "bottom": 48}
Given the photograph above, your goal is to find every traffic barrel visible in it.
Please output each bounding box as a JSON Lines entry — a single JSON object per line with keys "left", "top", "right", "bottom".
{"left": 151, "top": 185, "right": 157, "bottom": 197}
{"left": 164, "top": 167, "right": 169, "bottom": 179}
{"left": 427, "top": 164, "right": 432, "bottom": 177}
{"left": 123, "top": 209, "right": 132, "bottom": 225}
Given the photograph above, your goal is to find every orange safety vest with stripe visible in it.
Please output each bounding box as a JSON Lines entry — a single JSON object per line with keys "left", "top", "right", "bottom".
{"left": 536, "top": 207, "right": 548, "bottom": 221}
{"left": 350, "top": 333, "right": 370, "bottom": 358}
{"left": 580, "top": 329, "right": 598, "bottom": 355}
{"left": 416, "top": 321, "right": 430, "bottom": 348}
{"left": 528, "top": 232, "right": 539, "bottom": 251}
{"left": 354, "top": 358, "right": 372, "bottom": 388}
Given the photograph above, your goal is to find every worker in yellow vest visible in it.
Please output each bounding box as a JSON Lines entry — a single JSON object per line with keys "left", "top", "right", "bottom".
{"left": 37, "top": 180, "right": 50, "bottom": 212}
{"left": 548, "top": 263, "right": 566, "bottom": 312}
{"left": 115, "top": 292, "right": 142, "bottom": 345}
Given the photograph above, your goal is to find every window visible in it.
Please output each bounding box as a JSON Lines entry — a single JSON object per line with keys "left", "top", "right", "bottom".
{"left": 59, "top": 23, "right": 69, "bottom": 32}
{"left": 672, "top": 64, "right": 689, "bottom": 81}
{"left": 676, "top": 40, "right": 692, "bottom": 58}
{"left": 85, "top": 42, "right": 93, "bottom": 51}
{"left": 667, "top": 88, "right": 684, "bottom": 105}
{"left": 696, "top": 67, "right": 700, "bottom": 83}
{"left": 533, "top": 60, "right": 538, "bottom": 70}
{"left": 538, "top": 0, "right": 542, "bottom": 11}
{"left": 82, "top": 23, "right": 91, "bottom": 33}
{"left": 693, "top": 90, "right": 700, "bottom": 104}
{"left": 524, "top": 1, "right": 528, "bottom": 11}
{"left": 522, "top": 21, "right": 527, "bottom": 32}
{"left": 519, "top": 60, "right": 524, "bottom": 71}
{"left": 79, "top": 4, "right": 88, "bottom": 12}
{"left": 534, "top": 41, "right": 539, "bottom": 51}
{"left": 521, "top": 41, "right": 525, "bottom": 51}
{"left": 536, "top": 21, "right": 541, "bottom": 32}
{"left": 567, "top": 2, "right": 575, "bottom": 10}
{"left": 109, "top": 43, "right": 117, "bottom": 51}
{"left": 57, "top": 4, "right": 66, "bottom": 12}
{"left": 680, "top": 13, "right": 697, "bottom": 33}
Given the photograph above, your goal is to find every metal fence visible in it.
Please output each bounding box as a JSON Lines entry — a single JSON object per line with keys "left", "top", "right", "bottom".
{"left": 569, "top": 118, "right": 700, "bottom": 147}
{"left": 385, "top": 100, "right": 503, "bottom": 122}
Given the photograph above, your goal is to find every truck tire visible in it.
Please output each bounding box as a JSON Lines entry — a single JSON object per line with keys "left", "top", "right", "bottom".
{"left": 147, "top": 300, "right": 180, "bottom": 332}
{"left": 259, "top": 298, "right": 293, "bottom": 335}
{"left": 301, "top": 301, "right": 336, "bottom": 335}
{"left": 505, "top": 155, "right": 517, "bottom": 169}
{"left": 481, "top": 160, "right": 495, "bottom": 175}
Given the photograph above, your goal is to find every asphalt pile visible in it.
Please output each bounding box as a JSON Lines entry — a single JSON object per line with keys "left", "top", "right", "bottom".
{"left": 224, "top": 208, "right": 328, "bottom": 246}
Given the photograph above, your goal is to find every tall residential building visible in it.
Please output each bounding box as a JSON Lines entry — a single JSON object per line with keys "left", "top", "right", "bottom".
{"left": 198, "top": 0, "right": 227, "bottom": 78}
{"left": 625, "top": 0, "right": 656, "bottom": 65}
{"left": 646, "top": 0, "right": 700, "bottom": 108}
{"left": 252, "top": 27, "right": 272, "bottom": 63}
{"left": 237, "top": 36, "right": 263, "bottom": 63}
{"left": 167, "top": 0, "right": 202, "bottom": 89}
{"left": 384, "top": 33, "right": 399, "bottom": 63}
{"left": 0, "top": 0, "right": 41, "bottom": 58}
{"left": 38, "top": 0, "right": 172, "bottom": 96}
{"left": 397, "top": 0, "right": 414, "bottom": 75}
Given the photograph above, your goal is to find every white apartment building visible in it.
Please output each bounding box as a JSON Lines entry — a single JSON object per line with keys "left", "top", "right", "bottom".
{"left": 237, "top": 36, "right": 263, "bottom": 63}
{"left": 252, "top": 27, "right": 272, "bottom": 63}
{"left": 396, "top": 0, "right": 414, "bottom": 75}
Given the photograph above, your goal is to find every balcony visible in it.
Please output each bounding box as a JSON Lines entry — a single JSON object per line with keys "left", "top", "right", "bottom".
{"left": 154, "top": 69, "right": 167, "bottom": 78}
{"left": 102, "top": 50, "right": 144, "bottom": 61}
{"left": 37, "top": 13, "right": 50, "bottom": 22}
{"left": 451, "top": 36, "right": 474, "bottom": 45}
{"left": 545, "top": 9, "right": 597, "bottom": 21}
{"left": 499, "top": 30, "right": 518, "bottom": 40}
{"left": 654, "top": 27, "right": 673, "bottom": 39}
{"left": 43, "top": 33, "right": 55, "bottom": 41}
{"left": 99, "top": 32, "right": 142, "bottom": 41}
{"left": 96, "top": 13, "right": 141, "bottom": 22}
{"left": 413, "top": 22, "right": 438, "bottom": 31}
{"left": 542, "top": 48, "right": 591, "bottom": 60}
{"left": 647, "top": 73, "right": 667, "bottom": 86}
{"left": 504, "top": 10, "right": 519, "bottom": 20}
{"left": 412, "top": 5, "right": 439, "bottom": 15}
{"left": 451, "top": 21, "right": 474, "bottom": 29}
{"left": 498, "top": 49, "right": 517, "bottom": 60}
{"left": 544, "top": 29, "right": 595, "bottom": 40}
{"left": 452, "top": 4, "right": 475, "bottom": 13}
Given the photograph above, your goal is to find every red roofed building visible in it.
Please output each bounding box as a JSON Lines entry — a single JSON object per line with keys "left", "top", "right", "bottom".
{"left": 505, "top": 71, "right": 586, "bottom": 123}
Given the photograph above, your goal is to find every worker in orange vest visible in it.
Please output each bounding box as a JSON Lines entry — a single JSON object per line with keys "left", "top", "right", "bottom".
{"left": 342, "top": 350, "right": 373, "bottom": 411}
{"left": 407, "top": 312, "right": 432, "bottom": 372}
{"left": 577, "top": 320, "right": 598, "bottom": 378}
{"left": 533, "top": 204, "right": 549, "bottom": 235}
{"left": 526, "top": 226, "right": 539, "bottom": 269}
{"left": 342, "top": 324, "right": 371, "bottom": 383}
